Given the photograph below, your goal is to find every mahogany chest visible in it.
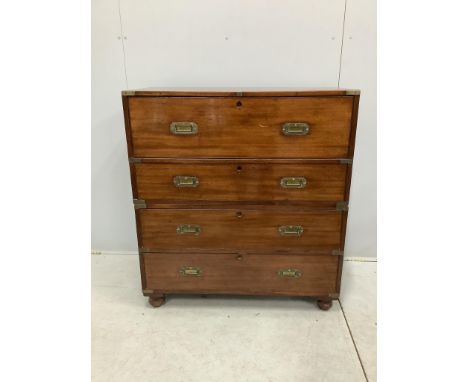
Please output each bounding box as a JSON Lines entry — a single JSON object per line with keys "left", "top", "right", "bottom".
{"left": 122, "top": 88, "right": 360, "bottom": 310}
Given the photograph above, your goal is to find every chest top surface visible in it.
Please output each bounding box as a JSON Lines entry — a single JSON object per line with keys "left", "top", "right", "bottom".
{"left": 121, "top": 87, "right": 360, "bottom": 97}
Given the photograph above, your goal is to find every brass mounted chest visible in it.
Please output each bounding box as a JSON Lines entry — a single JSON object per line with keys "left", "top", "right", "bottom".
{"left": 122, "top": 88, "right": 360, "bottom": 310}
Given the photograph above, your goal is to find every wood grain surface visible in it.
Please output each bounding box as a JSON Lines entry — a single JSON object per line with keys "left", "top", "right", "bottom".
{"left": 143, "top": 253, "right": 338, "bottom": 296}
{"left": 121, "top": 89, "right": 361, "bottom": 303}
{"left": 137, "top": 208, "right": 342, "bottom": 253}
{"left": 128, "top": 96, "right": 353, "bottom": 158}
{"left": 133, "top": 161, "right": 347, "bottom": 202}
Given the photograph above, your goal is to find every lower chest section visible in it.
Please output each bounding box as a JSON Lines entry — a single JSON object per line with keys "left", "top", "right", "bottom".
{"left": 137, "top": 206, "right": 344, "bottom": 298}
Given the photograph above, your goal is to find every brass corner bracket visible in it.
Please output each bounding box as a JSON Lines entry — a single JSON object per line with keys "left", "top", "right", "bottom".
{"left": 336, "top": 201, "right": 349, "bottom": 212}
{"left": 133, "top": 199, "right": 146, "bottom": 209}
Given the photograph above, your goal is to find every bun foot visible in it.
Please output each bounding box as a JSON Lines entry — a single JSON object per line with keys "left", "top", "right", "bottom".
{"left": 317, "top": 299, "right": 333, "bottom": 311}
{"left": 148, "top": 295, "right": 166, "bottom": 308}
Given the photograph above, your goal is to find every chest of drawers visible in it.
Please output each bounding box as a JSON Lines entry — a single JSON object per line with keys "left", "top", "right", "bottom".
{"left": 122, "top": 88, "right": 360, "bottom": 310}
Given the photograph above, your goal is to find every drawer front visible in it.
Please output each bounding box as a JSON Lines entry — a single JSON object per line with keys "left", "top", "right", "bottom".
{"left": 128, "top": 97, "right": 353, "bottom": 158}
{"left": 143, "top": 253, "right": 338, "bottom": 296}
{"left": 134, "top": 161, "right": 347, "bottom": 202}
{"left": 138, "top": 209, "right": 342, "bottom": 253}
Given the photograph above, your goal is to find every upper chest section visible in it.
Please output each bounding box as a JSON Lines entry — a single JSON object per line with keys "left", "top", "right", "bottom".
{"left": 123, "top": 89, "right": 359, "bottom": 159}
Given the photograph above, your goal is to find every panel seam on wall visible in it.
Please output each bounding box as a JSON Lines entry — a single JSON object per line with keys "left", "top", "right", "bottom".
{"left": 337, "top": 0, "right": 348, "bottom": 87}
{"left": 118, "top": 0, "right": 129, "bottom": 88}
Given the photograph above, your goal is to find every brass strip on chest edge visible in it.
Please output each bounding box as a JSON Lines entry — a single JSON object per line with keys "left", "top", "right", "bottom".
{"left": 133, "top": 199, "right": 146, "bottom": 209}
{"left": 336, "top": 201, "right": 349, "bottom": 212}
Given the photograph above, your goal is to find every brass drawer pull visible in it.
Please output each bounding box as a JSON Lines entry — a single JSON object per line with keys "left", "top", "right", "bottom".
{"left": 280, "top": 177, "right": 307, "bottom": 188}
{"left": 170, "top": 121, "right": 198, "bottom": 135}
{"left": 179, "top": 266, "right": 202, "bottom": 276}
{"left": 278, "top": 268, "right": 302, "bottom": 278}
{"left": 176, "top": 224, "right": 201, "bottom": 235}
{"left": 282, "top": 122, "right": 310, "bottom": 136}
{"left": 173, "top": 175, "right": 199, "bottom": 187}
{"left": 278, "top": 225, "right": 304, "bottom": 236}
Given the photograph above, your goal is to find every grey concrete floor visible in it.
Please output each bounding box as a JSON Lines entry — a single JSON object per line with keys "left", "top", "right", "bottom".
{"left": 92, "top": 255, "right": 376, "bottom": 382}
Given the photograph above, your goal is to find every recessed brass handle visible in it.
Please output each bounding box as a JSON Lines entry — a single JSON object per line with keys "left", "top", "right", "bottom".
{"left": 280, "top": 177, "right": 307, "bottom": 188}
{"left": 179, "top": 266, "right": 202, "bottom": 276}
{"left": 170, "top": 122, "right": 198, "bottom": 135}
{"left": 176, "top": 224, "right": 201, "bottom": 235}
{"left": 278, "top": 268, "right": 302, "bottom": 278}
{"left": 282, "top": 122, "right": 310, "bottom": 136}
{"left": 278, "top": 225, "right": 304, "bottom": 236}
{"left": 173, "top": 176, "right": 199, "bottom": 187}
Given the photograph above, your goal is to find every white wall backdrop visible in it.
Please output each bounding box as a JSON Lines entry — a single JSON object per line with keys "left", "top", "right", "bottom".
{"left": 91, "top": 0, "right": 376, "bottom": 257}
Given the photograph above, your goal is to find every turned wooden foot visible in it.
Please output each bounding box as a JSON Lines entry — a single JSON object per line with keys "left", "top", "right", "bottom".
{"left": 148, "top": 294, "right": 166, "bottom": 308}
{"left": 317, "top": 299, "right": 333, "bottom": 311}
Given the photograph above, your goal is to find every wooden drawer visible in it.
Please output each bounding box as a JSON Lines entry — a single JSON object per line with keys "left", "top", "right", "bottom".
{"left": 142, "top": 253, "right": 338, "bottom": 296}
{"left": 127, "top": 96, "right": 353, "bottom": 158}
{"left": 137, "top": 208, "right": 342, "bottom": 254}
{"left": 132, "top": 160, "right": 348, "bottom": 203}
